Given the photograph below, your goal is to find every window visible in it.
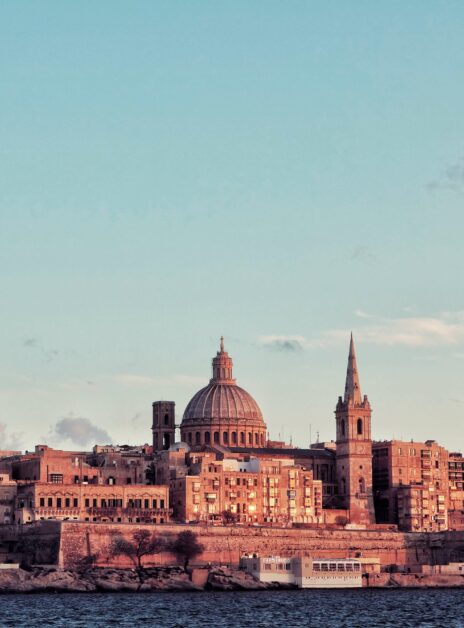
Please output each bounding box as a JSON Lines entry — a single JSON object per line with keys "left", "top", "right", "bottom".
{"left": 40, "top": 498, "right": 45, "bottom": 507}
{"left": 65, "top": 498, "right": 70, "bottom": 507}
{"left": 232, "top": 432, "right": 237, "bottom": 445}
{"left": 248, "top": 433, "right": 252, "bottom": 445}
{"left": 50, "top": 474, "right": 63, "bottom": 484}
{"left": 223, "top": 432, "right": 229, "bottom": 444}
{"left": 195, "top": 432, "right": 201, "bottom": 445}
{"left": 85, "top": 499, "right": 90, "bottom": 507}
{"left": 341, "top": 420, "right": 345, "bottom": 437}
{"left": 144, "top": 499, "right": 149, "bottom": 509}
{"left": 56, "top": 498, "right": 62, "bottom": 508}
{"left": 205, "top": 432, "right": 211, "bottom": 444}
{"left": 164, "top": 413, "right": 169, "bottom": 426}
{"left": 152, "top": 499, "right": 157, "bottom": 508}
{"left": 160, "top": 499, "right": 165, "bottom": 509}
{"left": 48, "top": 497, "right": 53, "bottom": 507}
{"left": 357, "top": 418, "right": 363, "bottom": 435}
{"left": 214, "top": 432, "right": 219, "bottom": 444}
{"left": 73, "top": 498, "right": 78, "bottom": 507}
{"left": 255, "top": 433, "right": 259, "bottom": 445}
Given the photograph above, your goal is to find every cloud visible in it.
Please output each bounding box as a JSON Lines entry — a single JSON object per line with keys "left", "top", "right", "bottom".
{"left": 426, "top": 157, "right": 464, "bottom": 194}
{"left": 0, "top": 423, "right": 23, "bottom": 451}
{"left": 22, "top": 336, "right": 60, "bottom": 362}
{"left": 259, "top": 335, "right": 307, "bottom": 352}
{"left": 349, "top": 245, "right": 375, "bottom": 262}
{"left": 347, "top": 312, "right": 464, "bottom": 347}
{"left": 259, "top": 311, "right": 464, "bottom": 353}
{"left": 23, "top": 337, "right": 38, "bottom": 348}
{"left": 50, "top": 416, "right": 112, "bottom": 448}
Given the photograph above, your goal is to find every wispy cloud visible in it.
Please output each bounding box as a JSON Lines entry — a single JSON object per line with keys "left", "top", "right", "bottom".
{"left": 349, "top": 245, "right": 375, "bottom": 262}
{"left": 426, "top": 157, "right": 464, "bottom": 194}
{"left": 0, "top": 423, "right": 23, "bottom": 451}
{"left": 347, "top": 312, "right": 464, "bottom": 347}
{"left": 259, "top": 311, "right": 464, "bottom": 352}
{"left": 259, "top": 335, "right": 307, "bottom": 352}
{"left": 23, "top": 336, "right": 60, "bottom": 362}
{"left": 50, "top": 416, "right": 112, "bottom": 448}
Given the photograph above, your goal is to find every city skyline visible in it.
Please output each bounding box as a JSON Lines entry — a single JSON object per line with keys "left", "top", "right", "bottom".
{"left": 1, "top": 2, "right": 463, "bottom": 452}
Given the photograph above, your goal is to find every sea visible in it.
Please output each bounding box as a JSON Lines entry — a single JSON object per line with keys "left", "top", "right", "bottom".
{"left": 0, "top": 589, "right": 463, "bottom": 627}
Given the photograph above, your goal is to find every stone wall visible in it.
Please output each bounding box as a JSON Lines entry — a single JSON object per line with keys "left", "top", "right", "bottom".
{"left": 55, "top": 521, "right": 464, "bottom": 570}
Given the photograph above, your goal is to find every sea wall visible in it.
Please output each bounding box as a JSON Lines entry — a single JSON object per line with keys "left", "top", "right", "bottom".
{"left": 55, "top": 522, "right": 464, "bottom": 570}
{"left": 2, "top": 521, "right": 463, "bottom": 571}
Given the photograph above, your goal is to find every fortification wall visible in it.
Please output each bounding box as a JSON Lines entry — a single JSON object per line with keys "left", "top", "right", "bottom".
{"left": 56, "top": 522, "right": 464, "bottom": 570}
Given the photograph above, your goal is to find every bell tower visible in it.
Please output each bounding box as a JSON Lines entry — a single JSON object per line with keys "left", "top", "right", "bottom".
{"left": 152, "top": 401, "right": 176, "bottom": 451}
{"left": 335, "top": 334, "right": 375, "bottom": 524}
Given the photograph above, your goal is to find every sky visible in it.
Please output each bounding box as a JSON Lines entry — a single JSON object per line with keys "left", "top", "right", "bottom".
{"left": 0, "top": 1, "right": 463, "bottom": 453}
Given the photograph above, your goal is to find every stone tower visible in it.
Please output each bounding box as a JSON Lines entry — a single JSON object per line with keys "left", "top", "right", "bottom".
{"left": 152, "top": 401, "right": 176, "bottom": 451}
{"left": 335, "top": 334, "right": 375, "bottom": 524}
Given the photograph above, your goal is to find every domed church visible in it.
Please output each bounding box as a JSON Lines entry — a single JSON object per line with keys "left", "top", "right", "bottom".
{"left": 180, "top": 338, "right": 267, "bottom": 449}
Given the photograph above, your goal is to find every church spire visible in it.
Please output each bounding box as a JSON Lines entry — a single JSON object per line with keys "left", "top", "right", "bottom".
{"left": 344, "top": 332, "right": 362, "bottom": 404}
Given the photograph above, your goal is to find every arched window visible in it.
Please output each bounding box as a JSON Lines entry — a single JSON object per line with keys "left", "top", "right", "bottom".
{"left": 188, "top": 432, "right": 192, "bottom": 444}
{"left": 163, "top": 433, "right": 170, "bottom": 449}
{"left": 240, "top": 432, "right": 245, "bottom": 445}
{"left": 254, "top": 433, "right": 259, "bottom": 445}
{"left": 223, "top": 432, "right": 229, "bottom": 444}
{"left": 248, "top": 432, "right": 252, "bottom": 445}
{"left": 204, "top": 431, "right": 210, "bottom": 444}
{"left": 232, "top": 431, "right": 237, "bottom": 445}
{"left": 341, "top": 478, "right": 346, "bottom": 494}
{"left": 359, "top": 477, "right": 365, "bottom": 493}
{"left": 341, "top": 419, "right": 345, "bottom": 436}
{"left": 357, "top": 418, "right": 363, "bottom": 435}
{"left": 195, "top": 432, "right": 201, "bottom": 445}
{"left": 164, "top": 413, "right": 169, "bottom": 426}
{"left": 214, "top": 431, "right": 219, "bottom": 444}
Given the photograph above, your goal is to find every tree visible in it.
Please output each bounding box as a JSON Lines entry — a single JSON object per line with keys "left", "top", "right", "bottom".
{"left": 109, "top": 529, "right": 166, "bottom": 570}
{"left": 221, "top": 509, "right": 237, "bottom": 526}
{"left": 145, "top": 461, "right": 157, "bottom": 485}
{"left": 170, "top": 530, "right": 204, "bottom": 570}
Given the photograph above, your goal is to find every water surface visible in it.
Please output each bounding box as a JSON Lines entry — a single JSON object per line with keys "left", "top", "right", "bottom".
{"left": 1, "top": 589, "right": 463, "bottom": 627}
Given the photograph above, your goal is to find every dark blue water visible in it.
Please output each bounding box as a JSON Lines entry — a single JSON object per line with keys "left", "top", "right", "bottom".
{"left": 0, "top": 590, "right": 463, "bottom": 627}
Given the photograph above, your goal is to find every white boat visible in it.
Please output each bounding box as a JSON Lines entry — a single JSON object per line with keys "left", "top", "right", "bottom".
{"left": 240, "top": 555, "right": 362, "bottom": 588}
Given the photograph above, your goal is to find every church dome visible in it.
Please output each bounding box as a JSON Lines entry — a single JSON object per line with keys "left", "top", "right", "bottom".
{"left": 183, "top": 382, "right": 263, "bottom": 423}
{"left": 180, "top": 338, "right": 267, "bottom": 449}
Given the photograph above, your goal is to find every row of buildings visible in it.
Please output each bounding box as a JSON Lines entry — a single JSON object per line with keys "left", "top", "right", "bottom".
{"left": 0, "top": 336, "right": 463, "bottom": 532}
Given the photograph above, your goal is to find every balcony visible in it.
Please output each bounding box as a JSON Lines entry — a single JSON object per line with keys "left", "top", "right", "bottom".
{"left": 33, "top": 508, "right": 80, "bottom": 518}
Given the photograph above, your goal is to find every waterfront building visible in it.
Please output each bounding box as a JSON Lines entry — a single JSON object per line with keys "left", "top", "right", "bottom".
{"left": 15, "top": 481, "right": 169, "bottom": 524}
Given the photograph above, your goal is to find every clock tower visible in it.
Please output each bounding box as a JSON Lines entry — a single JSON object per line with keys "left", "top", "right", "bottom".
{"left": 335, "top": 334, "right": 375, "bottom": 524}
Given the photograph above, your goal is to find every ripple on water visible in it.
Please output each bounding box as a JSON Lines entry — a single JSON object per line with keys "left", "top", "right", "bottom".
{"left": 0, "top": 589, "right": 464, "bottom": 628}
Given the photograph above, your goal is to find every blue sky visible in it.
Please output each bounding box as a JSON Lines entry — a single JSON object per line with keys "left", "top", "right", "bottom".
{"left": 0, "top": 1, "right": 463, "bottom": 452}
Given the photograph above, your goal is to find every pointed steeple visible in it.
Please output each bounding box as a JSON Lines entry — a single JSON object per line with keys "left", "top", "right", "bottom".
{"left": 344, "top": 332, "right": 362, "bottom": 404}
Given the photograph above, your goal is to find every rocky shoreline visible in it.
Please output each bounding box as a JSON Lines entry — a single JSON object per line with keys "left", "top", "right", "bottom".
{"left": 0, "top": 566, "right": 463, "bottom": 593}
{"left": 0, "top": 565, "right": 288, "bottom": 593}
